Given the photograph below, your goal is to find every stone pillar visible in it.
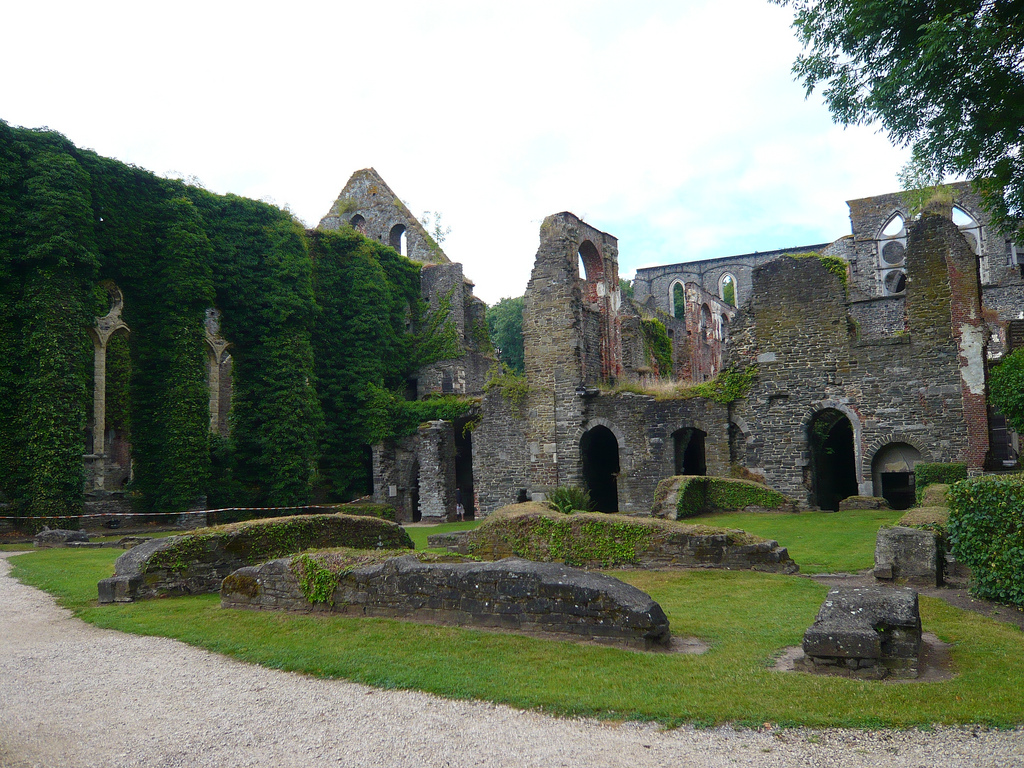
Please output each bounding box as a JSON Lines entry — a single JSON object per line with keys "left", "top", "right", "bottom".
{"left": 91, "top": 335, "right": 107, "bottom": 458}
{"left": 416, "top": 421, "right": 456, "bottom": 522}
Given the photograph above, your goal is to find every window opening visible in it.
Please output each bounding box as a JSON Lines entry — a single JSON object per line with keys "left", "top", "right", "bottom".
{"left": 672, "top": 282, "right": 686, "bottom": 320}
{"left": 673, "top": 428, "right": 707, "bottom": 476}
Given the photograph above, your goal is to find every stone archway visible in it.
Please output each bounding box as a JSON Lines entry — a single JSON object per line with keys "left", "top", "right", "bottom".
{"left": 580, "top": 425, "right": 620, "bottom": 513}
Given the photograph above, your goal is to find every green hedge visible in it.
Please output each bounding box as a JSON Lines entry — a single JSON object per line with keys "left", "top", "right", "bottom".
{"left": 948, "top": 474, "right": 1024, "bottom": 606}
{"left": 915, "top": 462, "right": 967, "bottom": 502}
{"left": 675, "top": 476, "right": 791, "bottom": 519}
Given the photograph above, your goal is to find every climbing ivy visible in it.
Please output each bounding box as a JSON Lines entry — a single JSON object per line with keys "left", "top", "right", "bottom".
{"left": 0, "top": 122, "right": 467, "bottom": 517}
{"left": 640, "top": 317, "right": 673, "bottom": 376}
{"left": 688, "top": 365, "right": 758, "bottom": 404}
{"left": 0, "top": 122, "right": 320, "bottom": 516}
{"left": 308, "top": 228, "right": 464, "bottom": 501}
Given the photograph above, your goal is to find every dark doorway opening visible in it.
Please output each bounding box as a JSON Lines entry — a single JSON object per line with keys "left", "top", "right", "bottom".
{"left": 673, "top": 428, "right": 707, "bottom": 476}
{"left": 580, "top": 425, "right": 620, "bottom": 513}
{"left": 880, "top": 472, "right": 916, "bottom": 510}
{"left": 808, "top": 409, "right": 858, "bottom": 511}
{"left": 454, "top": 416, "right": 475, "bottom": 520}
{"left": 871, "top": 442, "right": 922, "bottom": 510}
{"left": 362, "top": 444, "right": 374, "bottom": 496}
{"left": 409, "top": 460, "right": 421, "bottom": 523}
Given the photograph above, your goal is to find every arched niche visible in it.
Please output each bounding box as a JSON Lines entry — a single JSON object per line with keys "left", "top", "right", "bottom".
{"left": 871, "top": 442, "right": 922, "bottom": 510}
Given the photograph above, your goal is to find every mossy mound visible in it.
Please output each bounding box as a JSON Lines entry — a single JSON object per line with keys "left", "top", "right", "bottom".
{"left": 466, "top": 506, "right": 769, "bottom": 568}
{"left": 652, "top": 476, "right": 795, "bottom": 519}
{"left": 145, "top": 513, "right": 413, "bottom": 574}
{"left": 897, "top": 506, "right": 949, "bottom": 530}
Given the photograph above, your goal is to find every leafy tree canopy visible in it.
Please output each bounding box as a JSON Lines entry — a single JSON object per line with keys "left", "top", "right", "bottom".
{"left": 775, "top": 0, "right": 1024, "bottom": 234}
{"left": 486, "top": 296, "right": 525, "bottom": 375}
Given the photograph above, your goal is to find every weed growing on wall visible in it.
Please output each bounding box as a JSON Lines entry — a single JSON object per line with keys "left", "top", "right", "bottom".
{"left": 640, "top": 317, "right": 673, "bottom": 377}
{"left": 309, "top": 229, "right": 465, "bottom": 501}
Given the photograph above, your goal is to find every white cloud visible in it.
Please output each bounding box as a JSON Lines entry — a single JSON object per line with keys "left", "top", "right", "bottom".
{"left": 0, "top": 0, "right": 912, "bottom": 303}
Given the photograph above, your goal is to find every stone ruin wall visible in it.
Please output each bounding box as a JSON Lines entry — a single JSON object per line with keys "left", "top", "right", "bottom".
{"left": 728, "top": 214, "right": 989, "bottom": 504}
{"left": 520, "top": 213, "right": 621, "bottom": 494}
{"left": 318, "top": 167, "right": 448, "bottom": 266}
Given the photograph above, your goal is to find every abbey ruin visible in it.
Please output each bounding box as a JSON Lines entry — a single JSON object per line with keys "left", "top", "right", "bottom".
{"left": 2, "top": 119, "right": 1020, "bottom": 528}
{"left": 330, "top": 173, "right": 1024, "bottom": 521}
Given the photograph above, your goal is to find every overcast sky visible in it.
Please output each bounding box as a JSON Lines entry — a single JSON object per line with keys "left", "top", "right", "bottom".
{"left": 2, "top": 0, "right": 909, "bottom": 304}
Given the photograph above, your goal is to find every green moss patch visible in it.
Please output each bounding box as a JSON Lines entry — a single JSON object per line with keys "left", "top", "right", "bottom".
{"left": 662, "top": 476, "right": 793, "bottom": 519}
{"left": 466, "top": 506, "right": 764, "bottom": 568}
{"left": 146, "top": 513, "right": 412, "bottom": 574}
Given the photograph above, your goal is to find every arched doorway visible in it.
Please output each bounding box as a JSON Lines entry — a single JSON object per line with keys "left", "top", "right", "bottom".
{"left": 673, "top": 428, "right": 706, "bottom": 476}
{"left": 808, "top": 409, "right": 858, "bottom": 511}
{"left": 872, "top": 443, "right": 922, "bottom": 510}
{"left": 580, "top": 425, "right": 619, "bottom": 513}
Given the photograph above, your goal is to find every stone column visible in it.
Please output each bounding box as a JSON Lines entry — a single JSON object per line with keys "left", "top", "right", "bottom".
{"left": 416, "top": 421, "right": 456, "bottom": 522}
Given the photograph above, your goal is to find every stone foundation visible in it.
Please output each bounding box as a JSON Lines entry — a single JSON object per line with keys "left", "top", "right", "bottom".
{"left": 798, "top": 586, "right": 922, "bottom": 679}
{"left": 222, "top": 555, "right": 671, "bottom": 650}
{"left": 874, "top": 525, "right": 943, "bottom": 587}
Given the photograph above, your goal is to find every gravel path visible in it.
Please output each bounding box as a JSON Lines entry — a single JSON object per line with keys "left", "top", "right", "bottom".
{"left": 1, "top": 553, "right": 1022, "bottom": 768}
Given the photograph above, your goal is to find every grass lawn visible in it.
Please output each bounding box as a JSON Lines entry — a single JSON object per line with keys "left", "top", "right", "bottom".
{"left": 685, "top": 508, "right": 904, "bottom": 574}
{"left": 403, "top": 520, "right": 481, "bottom": 550}
{"left": 9, "top": 545, "right": 1024, "bottom": 728}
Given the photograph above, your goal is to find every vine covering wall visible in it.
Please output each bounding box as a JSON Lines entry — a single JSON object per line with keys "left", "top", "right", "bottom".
{"left": 0, "top": 122, "right": 460, "bottom": 519}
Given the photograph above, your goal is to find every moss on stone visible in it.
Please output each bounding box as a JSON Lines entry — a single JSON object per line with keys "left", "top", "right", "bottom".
{"left": 466, "top": 505, "right": 767, "bottom": 568}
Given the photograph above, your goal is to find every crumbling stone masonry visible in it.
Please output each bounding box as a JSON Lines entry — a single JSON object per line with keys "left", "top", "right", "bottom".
{"left": 798, "top": 586, "right": 923, "bottom": 679}
{"left": 221, "top": 555, "right": 672, "bottom": 650}
{"left": 726, "top": 214, "right": 990, "bottom": 507}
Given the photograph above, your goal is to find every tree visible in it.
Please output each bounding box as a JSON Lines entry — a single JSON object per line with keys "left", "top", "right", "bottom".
{"left": 486, "top": 296, "right": 525, "bottom": 375}
{"left": 775, "top": 0, "right": 1024, "bottom": 234}
{"left": 990, "top": 347, "right": 1024, "bottom": 434}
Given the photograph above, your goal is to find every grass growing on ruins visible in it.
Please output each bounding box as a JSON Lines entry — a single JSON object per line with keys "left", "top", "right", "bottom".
{"left": 404, "top": 520, "right": 481, "bottom": 550}
{"left": 685, "top": 508, "right": 903, "bottom": 573}
{"left": 10, "top": 547, "right": 1024, "bottom": 728}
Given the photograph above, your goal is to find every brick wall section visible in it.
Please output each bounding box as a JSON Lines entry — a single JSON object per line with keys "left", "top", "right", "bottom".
{"left": 416, "top": 421, "right": 456, "bottom": 522}
{"left": 848, "top": 295, "right": 906, "bottom": 340}
{"left": 728, "top": 227, "right": 984, "bottom": 502}
{"left": 582, "top": 394, "right": 729, "bottom": 514}
{"left": 221, "top": 555, "right": 672, "bottom": 650}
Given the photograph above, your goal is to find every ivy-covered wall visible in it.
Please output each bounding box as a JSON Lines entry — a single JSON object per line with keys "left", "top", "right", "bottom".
{"left": 0, "top": 122, "right": 460, "bottom": 519}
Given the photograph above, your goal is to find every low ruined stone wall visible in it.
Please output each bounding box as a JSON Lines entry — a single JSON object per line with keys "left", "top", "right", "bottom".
{"left": 462, "top": 508, "right": 798, "bottom": 573}
{"left": 98, "top": 514, "right": 412, "bottom": 603}
{"left": 222, "top": 555, "right": 671, "bottom": 649}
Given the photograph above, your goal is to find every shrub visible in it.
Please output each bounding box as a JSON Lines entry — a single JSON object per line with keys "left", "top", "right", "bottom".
{"left": 548, "top": 486, "right": 593, "bottom": 515}
{"left": 675, "top": 477, "right": 792, "bottom": 519}
{"left": 915, "top": 463, "right": 967, "bottom": 502}
{"left": 948, "top": 474, "right": 1024, "bottom": 606}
